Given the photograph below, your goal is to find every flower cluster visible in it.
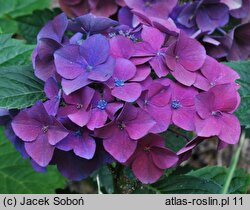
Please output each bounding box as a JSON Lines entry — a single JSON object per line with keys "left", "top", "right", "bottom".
{"left": 8, "top": 8, "right": 241, "bottom": 184}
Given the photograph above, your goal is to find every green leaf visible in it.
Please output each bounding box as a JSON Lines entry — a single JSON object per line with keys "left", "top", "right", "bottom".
{"left": 0, "top": 18, "right": 18, "bottom": 33}
{"left": 0, "top": 65, "right": 45, "bottom": 109}
{"left": 0, "top": 33, "right": 34, "bottom": 66}
{"left": 0, "top": 127, "right": 66, "bottom": 193}
{"left": 0, "top": 0, "right": 50, "bottom": 18}
{"left": 188, "top": 166, "right": 250, "bottom": 194}
{"left": 16, "top": 8, "right": 62, "bottom": 44}
{"left": 162, "top": 126, "right": 192, "bottom": 152}
{"left": 145, "top": 175, "right": 222, "bottom": 194}
{"left": 224, "top": 61, "right": 250, "bottom": 127}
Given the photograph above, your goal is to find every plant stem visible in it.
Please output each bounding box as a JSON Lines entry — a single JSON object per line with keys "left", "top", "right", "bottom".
{"left": 96, "top": 175, "right": 103, "bottom": 194}
{"left": 221, "top": 131, "right": 246, "bottom": 194}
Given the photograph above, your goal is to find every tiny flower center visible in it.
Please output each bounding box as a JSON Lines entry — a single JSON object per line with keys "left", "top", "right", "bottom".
{"left": 74, "top": 130, "right": 82, "bottom": 137}
{"left": 97, "top": 99, "right": 108, "bottom": 110}
{"left": 144, "top": 146, "right": 151, "bottom": 152}
{"left": 175, "top": 55, "right": 180, "bottom": 61}
{"left": 157, "top": 51, "right": 164, "bottom": 56}
{"left": 76, "top": 103, "right": 83, "bottom": 109}
{"left": 144, "top": 99, "right": 149, "bottom": 105}
{"left": 171, "top": 100, "right": 181, "bottom": 109}
{"left": 211, "top": 111, "right": 222, "bottom": 117}
{"left": 86, "top": 65, "right": 93, "bottom": 72}
{"left": 42, "top": 125, "right": 49, "bottom": 133}
{"left": 118, "top": 121, "right": 126, "bottom": 130}
{"left": 210, "top": 82, "right": 216, "bottom": 87}
{"left": 77, "top": 39, "right": 84, "bottom": 45}
{"left": 115, "top": 78, "right": 125, "bottom": 87}
{"left": 145, "top": 0, "right": 152, "bottom": 7}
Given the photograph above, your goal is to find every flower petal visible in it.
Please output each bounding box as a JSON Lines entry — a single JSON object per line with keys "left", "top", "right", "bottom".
{"left": 80, "top": 34, "right": 110, "bottom": 66}
{"left": 151, "top": 147, "right": 178, "bottom": 169}
{"left": 25, "top": 134, "right": 54, "bottom": 167}
{"left": 132, "top": 152, "right": 163, "bottom": 184}
{"left": 126, "top": 109, "right": 155, "bottom": 140}
{"left": 103, "top": 129, "right": 137, "bottom": 163}
{"left": 219, "top": 113, "right": 241, "bottom": 144}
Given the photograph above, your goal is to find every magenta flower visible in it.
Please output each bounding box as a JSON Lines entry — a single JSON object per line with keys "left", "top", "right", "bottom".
{"left": 106, "top": 58, "right": 142, "bottom": 102}
{"left": 59, "top": 87, "right": 95, "bottom": 127}
{"left": 11, "top": 102, "right": 69, "bottom": 167}
{"left": 137, "top": 81, "right": 172, "bottom": 133}
{"left": 165, "top": 31, "right": 206, "bottom": 86}
{"left": 54, "top": 34, "right": 115, "bottom": 94}
{"left": 195, "top": 84, "right": 241, "bottom": 144}
{"left": 44, "top": 77, "right": 62, "bottom": 116}
{"left": 124, "top": 0, "right": 177, "bottom": 19}
{"left": 132, "top": 26, "right": 170, "bottom": 77}
{"left": 56, "top": 121, "right": 96, "bottom": 159}
{"left": 167, "top": 82, "right": 198, "bottom": 131}
{"left": 194, "top": 56, "right": 240, "bottom": 91}
{"left": 128, "top": 134, "right": 178, "bottom": 184}
{"left": 32, "top": 13, "right": 68, "bottom": 81}
{"left": 95, "top": 103, "right": 155, "bottom": 163}
{"left": 87, "top": 88, "right": 123, "bottom": 130}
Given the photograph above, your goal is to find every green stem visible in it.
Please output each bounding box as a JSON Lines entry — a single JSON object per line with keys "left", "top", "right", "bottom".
{"left": 96, "top": 175, "right": 103, "bottom": 194}
{"left": 221, "top": 131, "right": 246, "bottom": 194}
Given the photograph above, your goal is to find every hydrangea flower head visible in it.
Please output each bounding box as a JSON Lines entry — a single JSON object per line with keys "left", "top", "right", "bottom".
{"left": 11, "top": 102, "right": 69, "bottom": 167}
{"left": 7, "top": 9, "right": 242, "bottom": 184}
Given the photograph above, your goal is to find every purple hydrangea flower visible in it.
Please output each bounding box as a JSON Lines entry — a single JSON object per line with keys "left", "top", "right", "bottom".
{"left": 32, "top": 13, "right": 68, "bottom": 81}
{"left": 95, "top": 103, "right": 155, "bottom": 163}
{"left": 194, "top": 56, "right": 240, "bottom": 91}
{"left": 165, "top": 31, "right": 206, "bottom": 86}
{"left": 53, "top": 141, "right": 113, "bottom": 181}
{"left": 173, "top": 0, "right": 229, "bottom": 34}
{"left": 44, "top": 77, "right": 62, "bottom": 116}
{"left": 195, "top": 0, "right": 229, "bottom": 33}
{"left": 167, "top": 82, "right": 198, "bottom": 131}
{"left": 195, "top": 84, "right": 241, "bottom": 144}
{"left": 124, "top": 0, "right": 178, "bottom": 19}
{"left": 137, "top": 81, "right": 172, "bottom": 133}
{"left": 132, "top": 26, "right": 170, "bottom": 77}
{"left": 127, "top": 134, "right": 178, "bottom": 184}
{"left": 106, "top": 58, "right": 142, "bottom": 102}
{"left": 59, "top": 86, "right": 95, "bottom": 127}
{"left": 54, "top": 34, "right": 115, "bottom": 94}
{"left": 68, "top": 13, "right": 118, "bottom": 36}
{"left": 11, "top": 102, "right": 69, "bottom": 167}
{"left": 56, "top": 120, "right": 96, "bottom": 159}
{"left": 87, "top": 88, "right": 123, "bottom": 130}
